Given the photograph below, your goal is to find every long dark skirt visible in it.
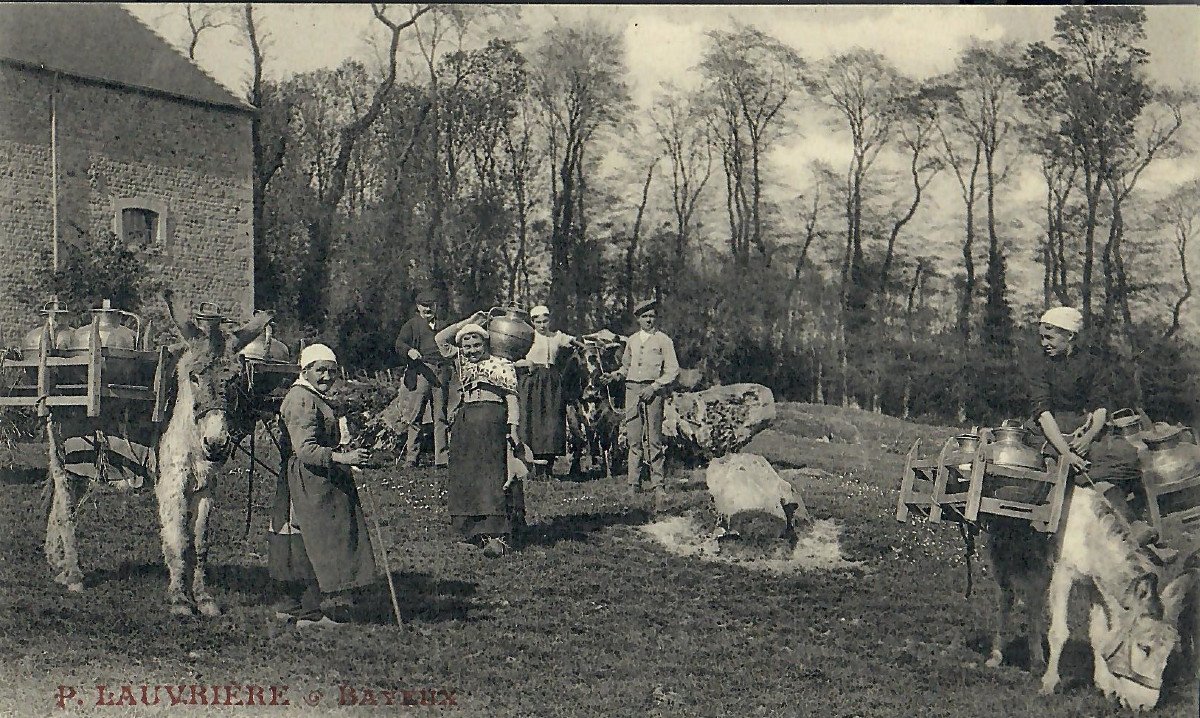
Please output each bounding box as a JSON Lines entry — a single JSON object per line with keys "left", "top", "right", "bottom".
{"left": 519, "top": 365, "right": 566, "bottom": 455}
{"left": 448, "top": 402, "right": 525, "bottom": 540}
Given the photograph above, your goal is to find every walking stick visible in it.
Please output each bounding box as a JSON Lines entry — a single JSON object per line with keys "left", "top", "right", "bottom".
{"left": 340, "top": 417, "right": 403, "bottom": 628}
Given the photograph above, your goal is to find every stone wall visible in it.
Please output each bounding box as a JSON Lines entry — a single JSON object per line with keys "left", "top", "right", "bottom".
{"left": 0, "top": 63, "right": 254, "bottom": 346}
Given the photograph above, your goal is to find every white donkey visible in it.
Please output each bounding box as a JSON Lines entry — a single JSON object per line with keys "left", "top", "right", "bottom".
{"left": 984, "top": 487, "right": 1200, "bottom": 710}
{"left": 43, "top": 294, "right": 270, "bottom": 617}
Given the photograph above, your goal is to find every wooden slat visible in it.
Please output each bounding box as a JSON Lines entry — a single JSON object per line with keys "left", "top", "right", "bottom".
{"left": 36, "top": 322, "right": 50, "bottom": 417}
{"left": 101, "top": 386, "right": 154, "bottom": 401}
{"left": 896, "top": 439, "right": 919, "bottom": 522}
{"left": 151, "top": 346, "right": 170, "bottom": 423}
{"left": 100, "top": 347, "right": 158, "bottom": 361}
{"left": 86, "top": 323, "right": 102, "bottom": 418}
{"left": 3, "top": 355, "right": 93, "bottom": 368}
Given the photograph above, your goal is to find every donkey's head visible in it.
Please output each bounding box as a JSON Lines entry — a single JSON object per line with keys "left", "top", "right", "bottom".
{"left": 1102, "top": 568, "right": 1196, "bottom": 711}
{"left": 165, "top": 292, "right": 272, "bottom": 463}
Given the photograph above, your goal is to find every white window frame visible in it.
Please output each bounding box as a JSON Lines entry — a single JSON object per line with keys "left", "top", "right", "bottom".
{"left": 112, "top": 196, "right": 169, "bottom": 250}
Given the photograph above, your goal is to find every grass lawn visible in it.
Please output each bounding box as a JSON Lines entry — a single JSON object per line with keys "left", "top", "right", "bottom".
{"left": 0, "top": 403, "right": 1195, "bottom": 717}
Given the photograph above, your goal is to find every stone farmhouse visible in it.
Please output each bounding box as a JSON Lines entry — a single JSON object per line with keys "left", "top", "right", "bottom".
{"left": 0, "top": 2, "right": 255, "bottom": 345}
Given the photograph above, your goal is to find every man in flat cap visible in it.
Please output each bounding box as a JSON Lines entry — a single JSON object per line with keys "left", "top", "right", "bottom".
{"left": 394, "top": 290, "right": 450, "bottom": 468}
{"left": 606, "top": 298, "right": 679, "bottom": 514}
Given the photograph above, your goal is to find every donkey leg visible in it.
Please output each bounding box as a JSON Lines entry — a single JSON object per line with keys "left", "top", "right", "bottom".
{"left": 1039, "top": 566, "right": 1074, "bottom": 695}
{"left": 986, "top": 579, "right": 1013, "bottom": 668}
{"left": 189, "top": 483, "right": 220, "bottom": 617}
{"left": 1024, "top": 577, "right": 1048, "bottom": 675}
{"left": 155, "top": 460, "right": 195, "bottom": 617}
{"left": 1087, "top": 603, "right": 1117, "bottom": 699}
{"left": 44, "top": 421, "right": 84, "bottom": 592}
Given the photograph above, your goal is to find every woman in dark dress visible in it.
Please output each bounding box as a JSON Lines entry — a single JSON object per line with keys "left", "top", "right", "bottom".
{"left": 269, "top": 343, "right": 378, "bottom": 627}
{"left": 436, "top": 313, "right": 524, "bottom": 557}
{"left": 1024, "top": 307, "right": 1155, "bottom": 546}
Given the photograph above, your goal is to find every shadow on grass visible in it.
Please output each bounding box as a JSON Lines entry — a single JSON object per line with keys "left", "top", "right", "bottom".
{"left": 85, "top": 562, "right": 481, "bottom": 625}
{"left": 346, "top": 572, "right": 479, "bottom": 625}
{"left": 522, "top": 507, "right": 654, "bottom": 547}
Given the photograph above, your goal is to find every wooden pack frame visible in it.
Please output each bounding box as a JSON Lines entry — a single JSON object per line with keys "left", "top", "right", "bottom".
{"left": 0, "top": 318, "right": 163, "bottom": 419}
{"left": 897, "top": 427, "right": 1072, "bottom": 534}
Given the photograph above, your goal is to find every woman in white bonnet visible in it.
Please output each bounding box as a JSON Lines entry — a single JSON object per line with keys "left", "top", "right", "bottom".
{"left": 1025, "top": 307, "right": 1156, "bottom": 547}
{"left": 269, "top": 343, "right": 378, "bottom": 627}
{"left": 435, "top": 312, "right": 524, "bottom": 557}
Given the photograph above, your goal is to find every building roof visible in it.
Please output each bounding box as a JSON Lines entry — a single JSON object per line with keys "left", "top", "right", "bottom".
{"left": 0, "top": 2, "right": 253, "bottom": 113}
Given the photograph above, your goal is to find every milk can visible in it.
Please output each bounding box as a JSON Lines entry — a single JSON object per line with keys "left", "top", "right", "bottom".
{"left": 19, "top": 302, "right": 74, "bottom": 358}
{"left": 64, "top": 299, "right": 140, "bottom": 353}
{"left": 239, "top": 319, "right": 290, "bottom": 362}
{"left": 486, "top": 305, "right": 535, "bottom": 361}
{"left": 988, "top": 422, "right": 1044, "bottom": 470}
{"left": 951, "top": 433, "right": 980, "bottom": 473}
{"left": 1139, "top": 424, "right": 1200, "bottom": 487}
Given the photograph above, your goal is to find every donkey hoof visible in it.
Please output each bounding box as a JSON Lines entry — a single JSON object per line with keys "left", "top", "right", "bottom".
{"left": 197, "top": 600, "right": 221, "bottom": 618}
{"left": 65, "top": 581, "right": 84, "bottom": 593}
{"left": 170, "top": 603, "right": 196, "bottom": 618}
{"left": 1038, "top": 677, "right": 1058, "bottom": 696}
{"left": 985, "top": 652, "right": 1003, "bottom": 669}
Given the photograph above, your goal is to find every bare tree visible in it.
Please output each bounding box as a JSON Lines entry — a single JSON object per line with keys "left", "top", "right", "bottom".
{"left": 810, "top": 49, "right": 906, "bottom": 310}
{"left": 1159, "top": 178, "right": 1200, "bottom": 340}
{"left": 183, "top": 3, "right": 229, "bottom": 60}
{"left": 532, "top": 22, "right": 630, "bottom": 328}
{"left": 296, "top": 3, "right": 434, "bottom": 324}
{"left": 649, "top": 85, "right": 714, "bottom": 267}
{"left": 699, "top": 24, "right": 805, "bottom": 266}
{"left": 878, "top": 88, "right": 942, "bottom": 301}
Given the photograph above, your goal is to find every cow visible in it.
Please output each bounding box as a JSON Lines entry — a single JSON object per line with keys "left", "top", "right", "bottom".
{"left": 562, "top": 334, "right": 626, "bottom": 479}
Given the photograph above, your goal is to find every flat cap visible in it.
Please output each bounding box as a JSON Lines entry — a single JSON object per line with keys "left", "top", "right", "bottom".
{"left": 633, "top": 298, "right": 658, "bottom": 316}
{"left": 414, "top": 290, "right": 437, "bottom": 306}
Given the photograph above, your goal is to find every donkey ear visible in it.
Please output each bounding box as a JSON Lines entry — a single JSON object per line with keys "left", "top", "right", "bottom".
{"left": 228, "top": 311, "right": 273, "bottom": 355}
{"left": 1161, "top": 570, "right": 1196, "bottom": 625}
{"left": 163, "top": 289, "right": 201, "bottom": 341}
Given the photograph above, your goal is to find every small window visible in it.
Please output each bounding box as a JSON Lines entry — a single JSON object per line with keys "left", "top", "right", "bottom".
{"left": 122, "top": 208, "right": 158, "bottom": 249}
{"left": 111, "top": 197, "right": 168, "bottom": 250}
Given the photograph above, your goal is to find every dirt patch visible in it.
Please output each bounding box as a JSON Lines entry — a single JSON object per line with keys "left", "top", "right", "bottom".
{"left": 637, "top": 513, "right": 863, "bottom": 574}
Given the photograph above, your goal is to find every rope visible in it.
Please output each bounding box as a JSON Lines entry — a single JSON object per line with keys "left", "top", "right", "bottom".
{"left": 957, "top": 519, "right": 978, "bottom": 599}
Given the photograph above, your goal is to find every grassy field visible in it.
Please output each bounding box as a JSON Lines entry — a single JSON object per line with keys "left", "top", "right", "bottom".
{"left": 0, "top": 403, "right": 1195, "bottom": 717}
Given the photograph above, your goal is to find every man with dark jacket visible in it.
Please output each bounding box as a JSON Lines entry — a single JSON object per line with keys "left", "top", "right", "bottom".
{"left": 394, "top": 291, "right": 450, "bottom": 467}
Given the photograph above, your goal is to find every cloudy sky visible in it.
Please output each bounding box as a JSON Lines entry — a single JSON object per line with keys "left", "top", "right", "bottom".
{"left": 130, "top": 4, "right": 1200, "bottom": 313}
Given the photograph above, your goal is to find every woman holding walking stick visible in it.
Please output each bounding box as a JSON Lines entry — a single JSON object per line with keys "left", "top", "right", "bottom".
{"left": 269, "top": 343, "right": 378, "bottom": 628}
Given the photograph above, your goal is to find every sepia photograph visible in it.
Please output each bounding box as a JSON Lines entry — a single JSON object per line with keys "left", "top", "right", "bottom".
{"left": 1, "top": 2, "right": 1199, "bottom": 715}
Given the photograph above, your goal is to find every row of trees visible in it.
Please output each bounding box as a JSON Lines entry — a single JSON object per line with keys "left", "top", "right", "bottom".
{"left": 178, "top": 4, "right": 1197, "bottom": 425}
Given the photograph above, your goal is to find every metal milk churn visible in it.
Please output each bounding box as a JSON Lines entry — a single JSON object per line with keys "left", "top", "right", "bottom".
{"left": 952, "top": 433, "right": 980, "bottom": 472}
{"left": 486, "top": 305, "right": 535, "bottom": 361}
{"left": 20, "top": 302, "right": 74, "bottom": 358}
{"left": 988, "top": 421, "right": 1044, "bottom": 470}
{"left": 66, "top": 299, "right": 139, "bottom": 352}
{"left": 1139, "top": 424, "right": 1200, "bottom": 487}
{"left": 239, "top": 319, "right": 290, "bottom": 362}
{"left": 1109, "top": 408, "right": 1149, "bottom": 453}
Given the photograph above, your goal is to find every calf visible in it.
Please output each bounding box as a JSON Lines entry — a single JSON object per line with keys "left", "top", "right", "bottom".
{"left": 563, "top": 336, "right": 626, "bottom": 478}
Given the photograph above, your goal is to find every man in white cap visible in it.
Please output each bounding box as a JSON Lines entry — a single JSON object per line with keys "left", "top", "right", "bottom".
{"left": 606, "top": 298, "right": 679, "bottom": 515}
{"left": 1026, "top": 306, "right": 1158, "bottom": 547}
{"left": 513, "top": 305, "right": 584, "bottom": 478}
